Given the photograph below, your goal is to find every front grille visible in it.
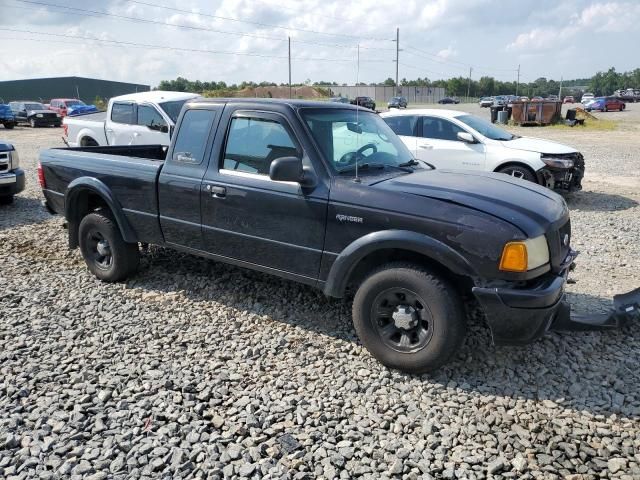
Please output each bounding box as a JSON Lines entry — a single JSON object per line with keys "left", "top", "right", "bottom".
{"left": 0, "top": 152, "right": 9, "bottom": 173}
{"left": 547, "top": 219, "right": 571, "bottom": 272}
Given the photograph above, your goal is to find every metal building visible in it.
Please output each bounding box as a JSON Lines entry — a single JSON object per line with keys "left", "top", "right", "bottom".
{"left": 0, "top": 76, "right": 150, "bottom": 104}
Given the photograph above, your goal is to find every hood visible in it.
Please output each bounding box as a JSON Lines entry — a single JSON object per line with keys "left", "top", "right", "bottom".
{"left": 28, "top": 109, "right": 56, "bottom": 115}
{"left": 374, "top": 169, "right": 568, "bottom": 237}
{"left": 499, "top": 136, "right": 577, "bottom": 155}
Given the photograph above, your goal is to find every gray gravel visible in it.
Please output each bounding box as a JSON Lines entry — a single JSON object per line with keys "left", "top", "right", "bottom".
{"left": 1, "top": 108, "right": 640, "bottom": 479}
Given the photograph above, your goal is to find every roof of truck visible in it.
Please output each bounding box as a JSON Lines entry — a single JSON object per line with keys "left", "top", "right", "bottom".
{"left": 188, "top": 97, "right": 365, "bottom": 110}
{"left": 111, "top": 91, "right": 200, "bottom": 103}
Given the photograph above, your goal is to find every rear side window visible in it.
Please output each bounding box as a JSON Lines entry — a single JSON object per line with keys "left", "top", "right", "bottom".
{"left": 222, "top": 116, "right": 299, "bottom": 175}
{"left": 383, "top": 115, "right": 418, "bottom": 136}
{"left": 171, "top": 109, "right": 216, "bottom": 165}
{"left": 111, "top": 102, "right": 135, "bottom": 124}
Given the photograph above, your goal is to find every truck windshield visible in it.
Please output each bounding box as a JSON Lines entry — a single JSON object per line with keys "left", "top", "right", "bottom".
{"left": 25, "top": 103, "right": 45, "bottom": 110}
{"left": 456, "top": 114, "right": 516, "bottom": 141}
{"left": 159, "top": 100, "right": 188, "bottom": 123}
{"left": 301, "top": 108, "right": 416, "bottom": 173}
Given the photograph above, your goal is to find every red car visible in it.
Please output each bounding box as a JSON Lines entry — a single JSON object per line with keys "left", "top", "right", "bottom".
{"left": 48, "top": 98, "right": 86, "bottom": 117}
{"left": 585, "top": 97, "right": 626, "bottom": 112}
{"left": 563, "top": 96, "right": 575, "bottom": 104}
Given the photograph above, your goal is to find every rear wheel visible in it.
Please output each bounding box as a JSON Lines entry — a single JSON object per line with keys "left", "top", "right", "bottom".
{"left": 78, "top": 212, "right": 140, "bottom": 282}
{"left": 497, "top": 164, "right": 537, "bottom": 183}
{"left": 352, "top": 263, "right": 466, "bottom": 373}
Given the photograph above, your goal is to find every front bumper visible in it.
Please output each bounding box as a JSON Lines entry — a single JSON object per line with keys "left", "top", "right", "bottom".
{"left": 29, "top": 117, "right": 61, "bottom": 127}
{"left": 473, "top": 268, "right": 570, "bottom": 345}
{"left": 0, "top": 168, "right": 25, "bottom": 197}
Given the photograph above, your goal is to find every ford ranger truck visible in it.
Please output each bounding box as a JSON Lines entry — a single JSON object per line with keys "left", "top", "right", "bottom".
{"left": 0, "top": 142, "right": 25, "bottom": 205}
{"left": 38, "top": 99, "right": 638, "bottom": 373}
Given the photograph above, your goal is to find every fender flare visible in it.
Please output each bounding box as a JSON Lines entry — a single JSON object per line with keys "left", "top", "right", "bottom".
{"left": 323, "top": 230, "right": 477, "bottom": 298}
{"left": 65, "top": 177, "right": 138, "bottom": 246}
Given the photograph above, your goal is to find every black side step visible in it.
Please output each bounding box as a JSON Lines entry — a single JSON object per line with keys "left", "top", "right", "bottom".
{"left": 552, "top": 287, "right": 640, "bottom": 331}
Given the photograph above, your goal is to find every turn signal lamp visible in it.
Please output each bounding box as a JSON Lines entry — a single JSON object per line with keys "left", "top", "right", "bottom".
{"left": 499, "top": 242, "right": 528, "bottom": 272}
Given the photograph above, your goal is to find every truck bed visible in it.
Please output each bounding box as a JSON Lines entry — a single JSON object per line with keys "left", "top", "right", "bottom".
{"left": 40, "top": 148, "right": 166, "bottom": 245}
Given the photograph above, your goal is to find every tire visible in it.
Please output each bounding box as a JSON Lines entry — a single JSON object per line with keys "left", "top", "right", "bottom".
{"left": 603, "top": 106, "right": 608, "bottom": 112}
{"left": 497, "top": 164, "right": 537, "bottom": 183}
{"left": 81, "top": 137, "right": 99, "bottom": 147}
{"left": 3, "top": 123, "right": 14, "bottom": 130}
{"left": 29, "top": 118, "right": 37, "bottom": 128}
{"left": 78, "top": 212, "right": 140, "bottom": 282}
{"left": 352, "top": 263, "right": 466, "bottom": 373}
{"left": 0, "top": 195, "right": 14, "bottom": 205}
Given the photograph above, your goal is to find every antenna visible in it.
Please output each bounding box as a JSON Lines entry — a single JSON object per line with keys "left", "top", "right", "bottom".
{"left": 355, "top": 43, "right": 360, "bottom": 183}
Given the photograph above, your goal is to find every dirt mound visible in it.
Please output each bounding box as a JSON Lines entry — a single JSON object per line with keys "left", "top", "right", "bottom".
{"left": 235, "top": 86, "right": 323, "bottom": 99}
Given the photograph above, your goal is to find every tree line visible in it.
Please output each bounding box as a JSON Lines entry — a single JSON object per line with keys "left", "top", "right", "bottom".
{"left": 157, "top": 67, "right": 640, "bottom": 98}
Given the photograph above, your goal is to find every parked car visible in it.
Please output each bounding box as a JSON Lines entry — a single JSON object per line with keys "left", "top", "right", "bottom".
{"left": 479, "top": 97, "right": 494, "bottom": 108}
{"left": 0, "top": 141, "right": 25, "bottom": 205}
{"left": 531, "top": 96, "right": 544, "bottom": 102}
{"left": 438, "top": 97, "right": 459, "bottom": 104}
{"left": 9, "top": 101, "right": 61, "bottom": 127}
{"left": 49, "top": 98, "right": 99, "bottom": 117}
{"left": 492, "top": 96, "right": 507, "bottom": 106}
{"left": 563, "top": 96, "right": 575, "bottom": 104}
{"left": 581, "top": 93, "right": 595, "bottom": 104}
{"left": 0, "top": 104, "right": 16, "bottom": 129}
{"left": 381, "top": 108, "right": 584, "bottom": 193}
{"left": 63, "top": 91, "right": 200, "bottom": 147}
{"left": 329, "top": 97, "right": 350, "bottom": 104}
{"left": 387, "top": 96, "right": 408, "bottom": 109}
{"left": 40, "top": 98, "right": 605, "bottom": 373}
{"left": 519, "top": 96, "right": 530, "bottom": 102}
{"left": 350, "top": 96, "right": 376, "bottom": 110}
{"left": 585, "top": 97, "right": 626, "bottom": 112}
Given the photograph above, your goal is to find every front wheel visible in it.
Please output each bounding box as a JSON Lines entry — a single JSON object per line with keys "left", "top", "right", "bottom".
{"left": 29, "top": 118, "right": 36, "bottom": 128}
{"left": 79, "top": 212, "right": 140, "bottom": 282}
{"left": 0, "top": 195, "right": 14, "bottom": 205}
{"left": 352, "top": 263, "right": 466, "bottom": 373}
{"left": 3, "top": 123, "right": 14, "bottom": 130}
{"left": 497, "top": 164, "right": 537, "bottom": 183}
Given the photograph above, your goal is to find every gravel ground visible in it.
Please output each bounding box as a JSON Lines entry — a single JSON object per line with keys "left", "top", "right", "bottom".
{"left": 1, "top": 105, "right": 640, "bottom": 479}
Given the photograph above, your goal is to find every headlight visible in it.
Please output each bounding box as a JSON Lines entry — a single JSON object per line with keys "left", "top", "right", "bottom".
{"left": 56, "top": 113, "right": 61, "bottom": 118}
{"left": 36, "top": 114, "right": 43, "bottom": 118}
{"left": 10, "top": 150, "right": 19, "bottom": 169}
{"left": 541, "top": 156, "right": 574, "bottom": 169}
{"left": 499, "top": 235, "right": 549, "bottom": 272}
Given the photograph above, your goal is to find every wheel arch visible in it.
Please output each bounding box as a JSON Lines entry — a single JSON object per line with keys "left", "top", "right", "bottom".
{"left": 65, "top": 177, "right": 137, "bottom": 248}
{"left": 323, "top": 230, "right": 477, "bottom": 298}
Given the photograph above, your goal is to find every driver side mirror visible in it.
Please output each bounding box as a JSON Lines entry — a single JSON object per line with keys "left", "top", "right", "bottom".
{"left": 457, "top": 132, "right": 476, "bottom": 143}
{"left": 269, "top": 156, "right": 303, "bottom": 183}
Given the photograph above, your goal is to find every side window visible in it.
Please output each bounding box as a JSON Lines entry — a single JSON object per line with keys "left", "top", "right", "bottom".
{"left": 137, "top": 105, "right": 167, "bottom": 131}
{"left": 422, "top": 117, "right": 465, "bottom": 141}
{"left": 171, "top": 109, "right": 216, "bottom": 165}
{"left": 222, "top": 116, "right": 299, "bottom": 175}
{"left": 383, "top": 115, "right": 418, "bottom": 137}
{"left": 111, "top": 102, "right": 135, "bottom": 124}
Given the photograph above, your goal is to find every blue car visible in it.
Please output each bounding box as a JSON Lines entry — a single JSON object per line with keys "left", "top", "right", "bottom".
{"left": 0, "top": 104, "right": 16, "bottom": 129}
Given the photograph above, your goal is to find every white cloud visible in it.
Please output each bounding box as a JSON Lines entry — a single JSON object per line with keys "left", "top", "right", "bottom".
{"left": 436, "top": 46, "right": 457, "bottom": 60}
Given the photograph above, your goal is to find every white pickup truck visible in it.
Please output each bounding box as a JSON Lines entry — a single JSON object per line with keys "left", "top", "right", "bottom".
{"left": 63, "top": 91, "right": 200, "bottom": 147}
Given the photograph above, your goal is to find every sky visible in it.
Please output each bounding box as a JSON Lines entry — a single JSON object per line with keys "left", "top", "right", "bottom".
{"left": 0, "top": 0, "right": 639, "bottom": 88}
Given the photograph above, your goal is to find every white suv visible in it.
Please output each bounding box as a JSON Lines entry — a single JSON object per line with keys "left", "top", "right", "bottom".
{"left": 381, "top": 109, "right": 585, "bottom": 193}
{"left": 581, "top": 93, "right": 595, "bottom": 104}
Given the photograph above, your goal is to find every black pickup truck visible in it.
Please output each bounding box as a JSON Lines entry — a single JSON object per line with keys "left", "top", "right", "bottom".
{"left": 39, "top": 99, "right": 638, "bottom": 373}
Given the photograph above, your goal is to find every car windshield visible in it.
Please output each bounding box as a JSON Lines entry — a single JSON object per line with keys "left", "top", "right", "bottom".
{"left": 25, "top": 103, "right": 45, "bottom": 110}
{"left": 66, "top": 100, "right": 85, "bottom": 107}
{"left": 301, "top": 108, "right": 417, "bottom": 173}
{"left": 456, "top": 114, "right": 516, "bottom": 141}
{"left": 159, "top": 100, "right": 188, "bottom": 123}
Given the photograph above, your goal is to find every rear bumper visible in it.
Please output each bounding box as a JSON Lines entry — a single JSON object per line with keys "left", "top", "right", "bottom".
{"left": 0, "top": 169, "right": 25, "bottom": 197}
{"left": 473, "top": 270, "right": 569, "bottom": 345}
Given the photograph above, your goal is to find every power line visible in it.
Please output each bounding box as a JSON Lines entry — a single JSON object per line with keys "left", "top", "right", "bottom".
{"left": 404, "top": 45, "right": 518, "bottom": 75}
{"left": 12, "top": 0, "right": 393, "bottom": 42}
{"left": 0, "top": 27, "right": 394, "bottom": 64}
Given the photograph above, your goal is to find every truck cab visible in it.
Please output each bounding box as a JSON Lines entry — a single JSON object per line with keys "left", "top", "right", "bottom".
{"left": 0, "top": 142, "right": 25, "bottom": 204}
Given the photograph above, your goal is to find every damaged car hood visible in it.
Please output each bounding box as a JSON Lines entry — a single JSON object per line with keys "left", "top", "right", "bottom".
{"left": 499, "top": 136, "right": 577, "bottom": 155}
{"left": 374, "top": 169, "right": 568, "bottom": 237}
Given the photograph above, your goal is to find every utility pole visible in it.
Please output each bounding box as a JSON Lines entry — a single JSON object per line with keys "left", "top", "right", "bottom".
{"left": 288, "top": 37, "right": 292, "bottom": 99}
{"left": 395, "top": 28, "right": 399, "bottom": 93}
{"left": 466, "top": 67, "right": 472, "bottom": 100}
{"left": 516, "top": 64, "right": 520, "bottom": 96}
{"left": 558, "top": 76, "right": 563, "bottom": 100}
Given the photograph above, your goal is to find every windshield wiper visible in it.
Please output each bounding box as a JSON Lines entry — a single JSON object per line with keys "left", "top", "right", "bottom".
{"left": 398, "top": 159, "right": 420, "bottom": 167}
{"left": 337, "top": 162, "right": 384, "bottom": 174}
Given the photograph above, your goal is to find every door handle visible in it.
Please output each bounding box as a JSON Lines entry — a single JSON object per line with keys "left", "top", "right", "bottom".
{"left": 419, "top": 144, "right": 433, "bottom": 150}
{"left": 205, "top": 184, "right": 226, "bottom": 198}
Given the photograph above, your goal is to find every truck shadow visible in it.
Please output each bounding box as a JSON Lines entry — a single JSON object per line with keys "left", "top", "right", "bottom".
{"left": 133, "top": 247, "right": 640, "bottom": 419}
{"left": 566, "top": 190, "right": 638, "bottom": 212}
{"left": 0, "top": 195, "right": 51, "bottom": 231}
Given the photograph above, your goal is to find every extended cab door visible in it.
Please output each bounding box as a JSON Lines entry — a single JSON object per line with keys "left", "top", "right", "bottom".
{"left": 415, "top": 116, "right": 485, "bottom": 170}
{"left": 200, "top": 108, "right": 329, "bottom": 281}
{"left": 158, "top": 106, "right": 221, "bottom": 250}
{"left": 107, "top": 101, "right": 136, "bottom": 145}
{"left": 133, "top": 104, "right": 171, "bottom": 146}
